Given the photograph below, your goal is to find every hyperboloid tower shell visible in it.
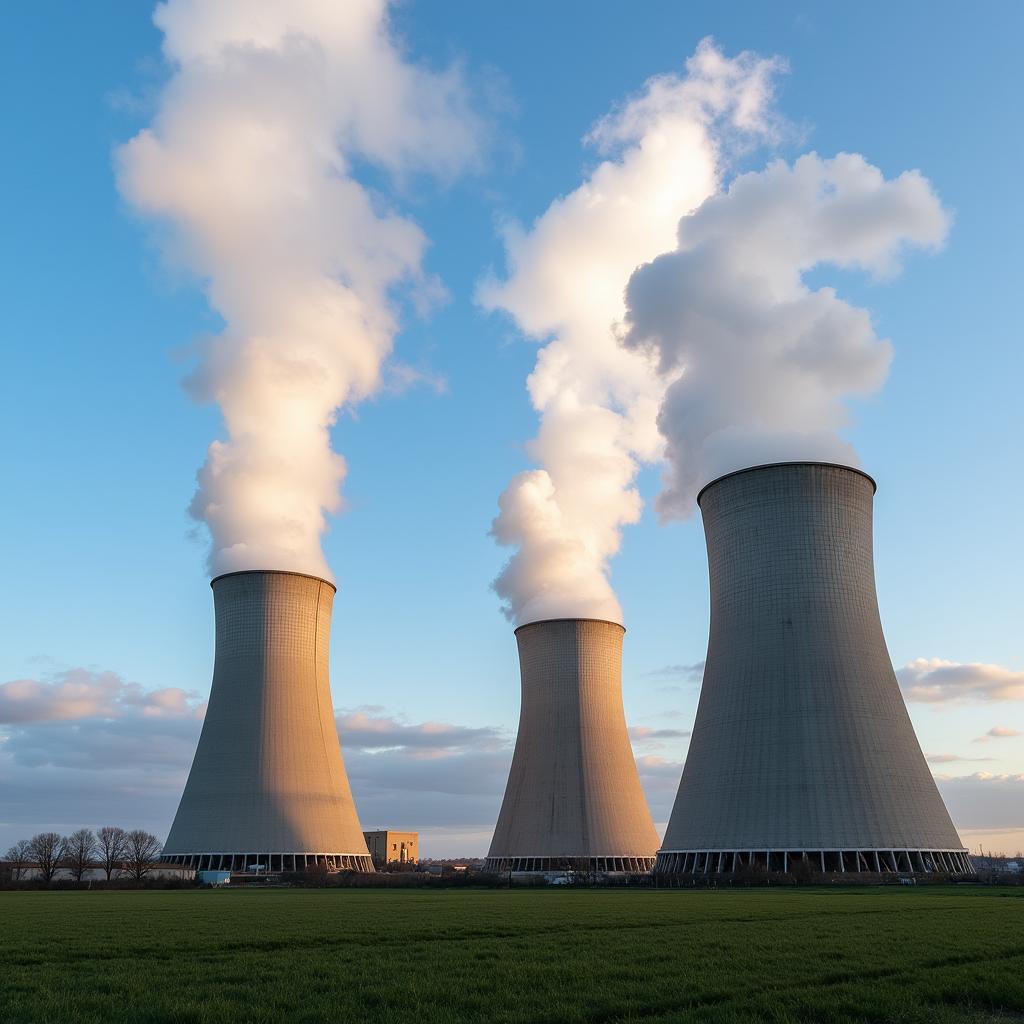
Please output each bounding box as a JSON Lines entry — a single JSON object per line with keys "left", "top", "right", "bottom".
{"left": 656, "top": 462, "right": 971, "bottom": 876}
{"left": 163, "top": 570, "right": 373, "bottom": 872}
{"left": 485, "top": 618, "right": 660, "bottom": 873}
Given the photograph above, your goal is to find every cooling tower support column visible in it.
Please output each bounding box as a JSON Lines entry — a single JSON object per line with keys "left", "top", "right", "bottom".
{"left": 163, "top": 570, "right": 373, "bottom": 872}
{"left": 656, "top": 462, "right": 971, "bottom": 876}
{"left": 485, "top": 619, "right": 660, "bottom": 874}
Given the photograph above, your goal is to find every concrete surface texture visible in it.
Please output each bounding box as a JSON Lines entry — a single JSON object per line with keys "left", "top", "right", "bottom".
{"left": 657, "top": 462, "right": 966, "bottom": 870}
{"left": 486, "top": 619, "right": 660, "bottom": 870}
{"left": 162, "top": 570, "right": 372, "bottom": 869}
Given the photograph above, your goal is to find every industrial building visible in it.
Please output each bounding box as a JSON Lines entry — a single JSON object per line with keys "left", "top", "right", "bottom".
{"left": 363, "top": 831, "right": 418, "bottom": 867}
{"left": 656, "top": 462, "right": 972, "bottom": 876}
{"left": 486, "top": 618, "right": 660, "bottom": 873}
{"left": 162, "top": 570, "right": 373, "bottom": 872}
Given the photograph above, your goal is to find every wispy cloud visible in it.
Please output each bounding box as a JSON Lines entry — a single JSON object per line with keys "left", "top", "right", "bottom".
{"left": 381, "top": 362, "right": 449, "bottom": 397}
{"left": 644, "top": 661, "right": 705, "bottom": 682}
{"left": 338, "top": 709, "right": 505, "bottom": 756}
{"left": 927, "top": 753, "right": 995, "bottom": 764}
{"left": 628, "top": 726, "right": 690, "bottom": 741}
{"left": 972, "top": 726, "right": 1023, "bottom": 744}
{"left": 899, "top": 659, "right": 1024, "bottom": 704}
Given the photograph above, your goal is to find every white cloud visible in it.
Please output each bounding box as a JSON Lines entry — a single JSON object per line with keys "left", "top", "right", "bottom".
{"left": 116, "top": 0, "right": 483, "bottom": 579}
{"left": 620, "top": 152, "right": 949, "bottom": 517}
{"left": 479, "top": 39, "right": 785, "bottom": 625}
{"left": 899, "top": 659, "right": 1024, "bottom": 704}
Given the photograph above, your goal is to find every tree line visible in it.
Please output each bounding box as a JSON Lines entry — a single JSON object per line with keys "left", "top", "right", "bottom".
{"left": 4, "top": 827, "right": 163, "bottom": 883}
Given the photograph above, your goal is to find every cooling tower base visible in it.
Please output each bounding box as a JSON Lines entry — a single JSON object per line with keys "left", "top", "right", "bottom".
{"left": 485, "top": 856, "right": 655, "bottom": 874}
{"left": 655, "top": 849, "right": 974, "bottom": 876}
{"left": 163, "top": 852, "right": 374, "bottom": 873}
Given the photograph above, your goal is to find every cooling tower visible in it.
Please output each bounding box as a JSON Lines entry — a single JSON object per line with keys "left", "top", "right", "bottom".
{"left": 485, "top": 619, "right": 660, "bottom": 873}
{"left": 162, "top": 570, "right": 373, "bottom": 872}
{"left": 656, "top": 462, "right": 972, "bottom": 876}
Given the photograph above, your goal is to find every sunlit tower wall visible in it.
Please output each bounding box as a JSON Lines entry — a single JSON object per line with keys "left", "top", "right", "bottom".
{"left": 162, "top": 570, "right": 373, "bottom": 872}
{"left": 486, "top": 619, "right": 660, "bottom": 873}
{"left": 656, "top": 462, "right": 972, "bottom": 876}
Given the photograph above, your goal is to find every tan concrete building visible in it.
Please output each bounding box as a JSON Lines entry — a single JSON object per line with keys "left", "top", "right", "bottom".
{"left": 162, "top": 570, "right": 373, "bottom": 872}
{"left": 486, "top": 618, "right": 660, "bottom": 873}
{"left": 656, "top": 463, "right": 971, "bottom": 876}
{"left": 363, "top": 831, "right": 418, "bottom": 867}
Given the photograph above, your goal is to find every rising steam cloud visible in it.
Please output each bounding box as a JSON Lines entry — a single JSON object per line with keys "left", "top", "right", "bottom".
{"left": 117, "top": 0, "right": 480, "bottom": 578}
{"left": 621, "top": 153, "right": 950, "bottom": 517}
{"left": 480, "top": 40, "right": 785, "bottom": 626}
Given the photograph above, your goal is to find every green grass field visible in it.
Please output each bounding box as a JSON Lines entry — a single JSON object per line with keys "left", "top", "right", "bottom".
{"left": 2, "top": 887, "right": 1023, "bottom": 1023}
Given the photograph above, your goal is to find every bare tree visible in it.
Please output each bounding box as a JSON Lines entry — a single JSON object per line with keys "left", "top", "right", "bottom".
{"left": 5, "top": 839, "right": 32, "bottom": 881}
{"left": 66, "top": 829, "right": 98, "bottom": 882}
{"left": 96, "top": 826, "right": 128, "bottom": 880}
{"left": 124, "top": 830, "right": 162, "bottom": 881}
{"left": 27, "top": 832, "right": 67, "bottom": 884}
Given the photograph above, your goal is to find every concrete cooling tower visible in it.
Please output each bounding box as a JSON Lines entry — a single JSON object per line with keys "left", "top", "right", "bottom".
{"left": 656, "top": 462, "right": 971, "bottom": 876}
{"left": 162, "top": 570, "right": 373, "bottom": 872}
{"left": 486, "top": 618, "right": 660, "bottom": 873}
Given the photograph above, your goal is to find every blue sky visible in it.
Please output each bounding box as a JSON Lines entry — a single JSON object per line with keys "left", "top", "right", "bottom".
{"left": 0, "top": 1, "right": 1021, "bottom": 857}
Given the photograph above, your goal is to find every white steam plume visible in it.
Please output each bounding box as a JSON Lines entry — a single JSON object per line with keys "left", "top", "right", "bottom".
{"left": 621, "top": 152, "right": 950, "bottom": 517}
{"left": 117, "top": 0, "right": 481, "bottom": 578}
{"left": 479, "top": 39, "right": 784, "bottom": 626}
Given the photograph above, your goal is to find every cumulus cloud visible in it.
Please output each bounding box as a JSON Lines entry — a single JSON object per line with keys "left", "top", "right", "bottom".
{"left": 117, "top": 0, "right": 482, "bottom": 579}
{"left": 0, "top": 669, "right": 203, "bottom": 724}
{"left": 0, "top": 669, "right": 205, "bottom": 847}
{"left": 479, "top": 39, "right": 785, "bottom": 625}
{"left": 899, "top": 659, "right": 1024, "bottom": 704}
{"left": 620, "top": 152, "right": 949, "bottom": 516}
{"left": 0, "top": 673, "right": 513, "bottom": 851}
{"left": 338, "top": 709, "right": 511, "bottom": 834}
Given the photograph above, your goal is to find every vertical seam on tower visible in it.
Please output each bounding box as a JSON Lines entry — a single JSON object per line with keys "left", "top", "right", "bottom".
{"left": 576, "top": 623, "right": 589, "bottom": 851}
{"left": 312, "top": 580, "right": 329, "bottom": 765}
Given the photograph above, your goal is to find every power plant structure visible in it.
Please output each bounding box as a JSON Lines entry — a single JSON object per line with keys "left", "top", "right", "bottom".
{"left": 656, "top": 462, "right": 972, "bottom": 876}
{"left": 162, "top": 570, "right": 373, "bottom": 872}
{"left": 485, "top": 618, "right": 660, "bottom": 873}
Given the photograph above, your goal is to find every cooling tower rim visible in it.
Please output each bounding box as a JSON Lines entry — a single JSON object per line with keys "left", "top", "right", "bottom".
{"left": 696, "top": 461, "right": 877, "bottom": 508}
{"left": 514, "top": 617, "right": 626, "bottom": 635}
{"left": 210, "top": 569, "right": 337, "bottom": 593}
